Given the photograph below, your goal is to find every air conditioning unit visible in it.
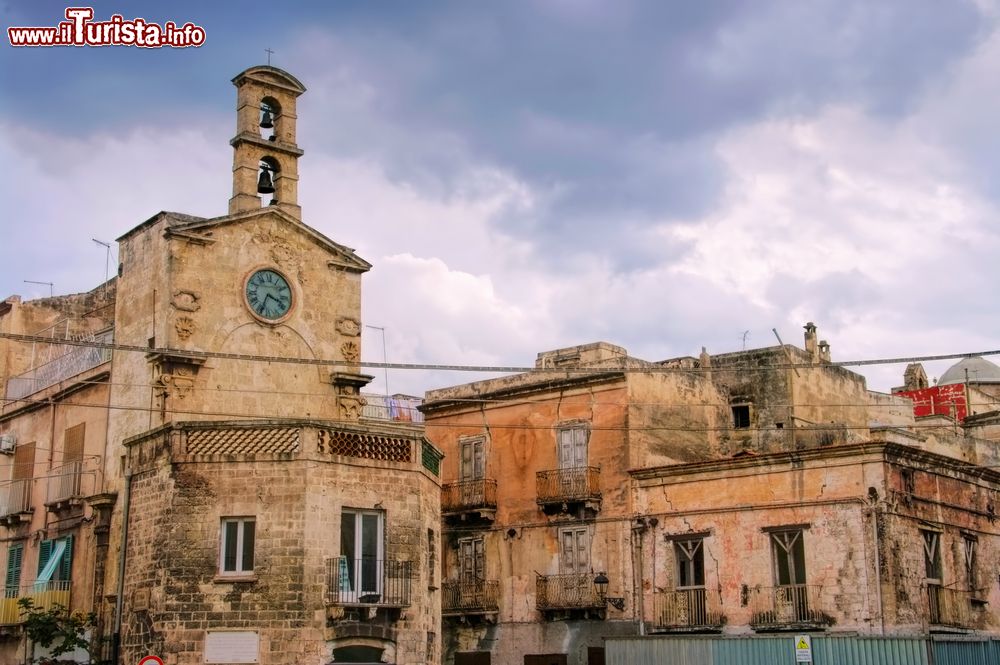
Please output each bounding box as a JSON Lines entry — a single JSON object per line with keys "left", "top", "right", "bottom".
{"left": 0, "top": 433, "right": 16, "bottom": 454}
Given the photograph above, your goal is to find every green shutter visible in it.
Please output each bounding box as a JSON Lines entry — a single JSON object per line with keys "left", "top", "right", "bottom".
{"left": 5, "top": 544, "right": 23, "bottom": 594}
{"left": 60, "top": 536, "right": 73, "bottom": 581}
{"left": 37, "top": 539, "right": 52, "bottom": 577}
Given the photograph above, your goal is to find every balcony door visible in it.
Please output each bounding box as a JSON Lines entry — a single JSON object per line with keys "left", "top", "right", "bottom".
{"left": 460, "top": 438, "right": 485, "bottom": 481}
{"left": 560, "top": 527, "right": 591, "bottom": 604}
{"left": 557, "top": 427, "right": 587, "bottom": 496}
{"left": 458, "top": 537, "right": 485, "bottom": 606}
{"left": 770, "top": 530, "right": 808, "bottom": 621}
{"left": 341, "top": 510, "right": 384, "bottom": 599}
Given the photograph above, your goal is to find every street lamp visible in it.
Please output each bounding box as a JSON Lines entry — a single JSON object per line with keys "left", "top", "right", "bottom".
{"left": 593, "top": 572, "right": 625, "bottom": 611}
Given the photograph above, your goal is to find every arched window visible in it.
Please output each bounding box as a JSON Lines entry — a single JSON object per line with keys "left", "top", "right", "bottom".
{"left": 257, "top": 156, "right": 280, "bottom": 204}
{"left": 259, "top": 96, "right": 281, "bottom": 140}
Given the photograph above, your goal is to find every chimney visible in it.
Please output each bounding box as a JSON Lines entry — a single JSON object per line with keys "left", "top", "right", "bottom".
{"left": 819, "top": 340, "right": 831, "bottom": 363}
{"left": 803, "top": 322, "right": 819, "bottom": 363}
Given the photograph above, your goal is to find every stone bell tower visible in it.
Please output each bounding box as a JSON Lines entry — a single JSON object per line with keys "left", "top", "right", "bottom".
{"left": 228, "top": 66, "right": 306, "bottom": 220}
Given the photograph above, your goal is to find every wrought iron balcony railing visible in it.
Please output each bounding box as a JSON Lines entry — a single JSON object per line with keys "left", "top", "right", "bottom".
{"left": 748, "top": 584, "right": 830, "bottom": 628}
{"left": 928, "top": 584, "right": 985, "bottom": 629}
{"left": 46, "top": 461, "right": 96, "bottom": 507}
{"left": 324, "top": 557, "right": 411, "bottom": 606}
{"left": 360, "top": 393, "right": 424, "bottom": 423}
{"left": 442, "top": 579, "right": 500, "bottom": 614}
{"left": 5, "top": 329, "right": 113, "bottom": 401}
{"left": 442, "top": 479, "right": 497, "bottom": 514}
{"left": 652, "top": 588, "right": 725, "bottom": 630}
{"left": 535, "top": 467, "right": 601, "bottom": 505}
{"left": 0, "top": 580, "right": 71, "bottom": 625}
{"left": 0, "top": 479, "right": 32, "bottom": 518}
{"left": 536, "top": 573, "right": 604, "bottom": 610}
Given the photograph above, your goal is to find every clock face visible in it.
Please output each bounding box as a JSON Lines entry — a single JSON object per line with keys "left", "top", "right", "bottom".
{"left": 245, "top": 268, "right": 293, "bottom": 321}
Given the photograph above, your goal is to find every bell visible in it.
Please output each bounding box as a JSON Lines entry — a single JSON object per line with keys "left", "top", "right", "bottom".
{"left": 257, "top": 168, "right": 275, "bottom": 194}
{"left": 259, "top": 108, "right": 274, "bottom": 129}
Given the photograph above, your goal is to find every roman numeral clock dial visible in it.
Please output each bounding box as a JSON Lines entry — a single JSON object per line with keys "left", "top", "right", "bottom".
{"left": 245, "top": 268, "right": 293, "bottom": 322}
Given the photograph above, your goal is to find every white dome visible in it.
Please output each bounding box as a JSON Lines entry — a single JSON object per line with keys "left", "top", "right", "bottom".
{"left": 938, "top": 356, "right": 1000, "bottom": 385}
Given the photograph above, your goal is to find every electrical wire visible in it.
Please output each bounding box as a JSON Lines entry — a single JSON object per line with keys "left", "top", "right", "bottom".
{"left": 2, "top": 331, "right": 999, "bottom": 375}
{"left": 4, "top": 376, "right": 997, "bottom": 410}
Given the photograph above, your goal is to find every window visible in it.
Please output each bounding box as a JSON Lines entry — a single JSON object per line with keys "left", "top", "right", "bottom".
{"left": 220, "top": 518, "right": 255, "bottom": 576}
{"left": 340, "top": 509, "right": 384, "bottom": 596}
{"left": 963, "top": 534, "right": 977, "bottom": 591}
{"left": 922, "top": 530, "right": 941, "bottom": 583}
{"left": 675, "top": 539, "right": 705, "bottom": 588}
{"left": 4, "top": 543, "right": 23, "bottom": 597}
{"left": 458, "top": 537, "right": 485, "bottom": 585}
{"left": 37, "top": 536, "right": 73, "bottom": 583}
{"left": 460, "top": 437, "right": 486, "bottom": 481}
{"left": 559, "top": 527, "right": 590, "bottom": 574}
{"left": 732, "top": 405, "right": 751, "bottom": 429}
{"left": 557, "top": 426, "right": 588, "bottom": 469}
{"left": 770, "top": 530, "right": 805, "bottom": 586}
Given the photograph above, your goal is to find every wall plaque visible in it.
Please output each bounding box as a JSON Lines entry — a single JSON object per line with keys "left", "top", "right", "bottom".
{"left": 204, "top": 631, "right": 259, "bottom": 663}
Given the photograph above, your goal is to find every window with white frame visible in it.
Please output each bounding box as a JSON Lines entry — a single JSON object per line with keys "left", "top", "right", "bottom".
{"left": 220, "top": 518, "right": 255, "bottom": 576}
{"left": 340, "top": 509, "right": 384, "bottom": 597}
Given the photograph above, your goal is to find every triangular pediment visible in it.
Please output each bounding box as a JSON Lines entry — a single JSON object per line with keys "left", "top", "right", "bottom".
{"left": 167, "top": 207, "right": 371, "bottom": 273}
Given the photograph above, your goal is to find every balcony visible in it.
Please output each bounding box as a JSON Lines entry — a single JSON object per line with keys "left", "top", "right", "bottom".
{"left": 442, "top": 479, "right": 497, "bottom": 524}
{"left": 5, "top": 329, "right": 113, "bottom": 401}
{"left": 325, "top": 557, "right": 412, "bottom": 607}
{"left": 442, "top": 579, "right": 500, "bottom": 619}
{"left": 45, "top": 461, "right": 96, "bottom": 512}
{"left": 535, "top": 466, "right": 601, "bottom": 516}
{"left": 748, "top": 584, "right": 831, "bottom": 630}
{"left": 361, "top": 393, "right": 424, "bottom": 423}
{"left": 651, "top": 588, "right": 725, "bottom": 632}
{"left": 536, "top": 573, "right": 606, "bottom": 619}
{"left": 0, "top": 581, "right": 71, "bottom": 625}
{"left": 928, "top": 585, "right": 989, "bottom": 630}
{"left": 0, "top": 479, "right": 33, "bottom": 527}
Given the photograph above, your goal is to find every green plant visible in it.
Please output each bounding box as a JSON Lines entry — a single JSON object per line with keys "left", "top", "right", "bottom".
{"left": 17, "top": 598, "right": 100, "bottom": 664}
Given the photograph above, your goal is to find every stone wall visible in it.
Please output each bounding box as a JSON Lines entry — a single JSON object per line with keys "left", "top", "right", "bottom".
{"left": 120, "top": 423, "right": 440, "bottom": 665}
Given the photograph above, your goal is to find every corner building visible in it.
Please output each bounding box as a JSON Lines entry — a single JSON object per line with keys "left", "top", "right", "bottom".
{"left": 422, "top": 330, "right": 1000, "bottom": 665}
{"left": 0, "top": 66, "right": 442, "bottom": 665}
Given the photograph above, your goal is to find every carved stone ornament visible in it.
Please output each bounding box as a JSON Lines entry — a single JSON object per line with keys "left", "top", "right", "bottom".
{"left": 171, "top": 290, "right": 201, "bottom": 312}
{"left": 336, "top": 317, "right": 361, "bottom": 337}
{"left": 174, "top": 316, "right": 196, "bottom": 340}
{"left": 339, "top": 396, "right": 363, "bottom": 421}
{"left": 340, "top": 341, "right": 360, "bottom": 362}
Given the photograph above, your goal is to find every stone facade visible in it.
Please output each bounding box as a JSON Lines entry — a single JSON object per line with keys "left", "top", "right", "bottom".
{"left": 0, "top": 65, "right": 442, "bottom": 664}
{"left": 421, "top": 327, "right": 1000, "bottom": 665}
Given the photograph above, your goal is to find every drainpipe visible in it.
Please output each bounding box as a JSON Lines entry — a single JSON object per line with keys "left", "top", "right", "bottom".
{"left": 871, "top": 504, "right": 885, "bottom": 635}
{"left": 111, "top": 471, "right": 133, "bottom": 665}
{"left": 632, "top": 519, "right": 648, "bottom": 636}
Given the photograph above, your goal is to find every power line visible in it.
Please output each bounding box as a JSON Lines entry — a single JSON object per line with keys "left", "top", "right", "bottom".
{"left": 1, "top": 331, "right": 998, "bottom": 375}
{"left": 5, "top": 376, "right": 995, "bottom": 410}
{"left": 0, "top": 394, "right": 982, "bottom": 434}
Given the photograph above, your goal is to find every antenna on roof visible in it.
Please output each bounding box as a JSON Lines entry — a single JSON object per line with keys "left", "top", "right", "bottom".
{"left": 23, "top": 280, "right": 53, "bottom": 298}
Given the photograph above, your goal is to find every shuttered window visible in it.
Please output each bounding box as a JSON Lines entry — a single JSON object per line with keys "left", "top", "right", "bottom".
{"left": 36, "top": 535, "right": 73, "bottom": 582}
{"left": 5, "top": 544, "right": 23, "bottom": 596}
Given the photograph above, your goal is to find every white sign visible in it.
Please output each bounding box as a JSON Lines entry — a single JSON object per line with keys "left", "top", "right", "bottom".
{"left": 204, "top": 631, "right": 259, "bottom": 663}
{"left": 795, "top": 634, "right": 813, "bottom": 663}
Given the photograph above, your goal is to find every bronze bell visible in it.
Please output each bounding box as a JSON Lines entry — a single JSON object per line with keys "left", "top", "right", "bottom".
{"left": 257, "top": 167, "right": 275, "bottom": 194}
{"left": 259, "top": 108, "right": 274, "bottom": 129}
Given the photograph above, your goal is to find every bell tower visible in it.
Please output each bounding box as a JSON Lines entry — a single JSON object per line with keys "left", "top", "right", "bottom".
{"left": 228, "top": 66, "right": 306, "bottom": 220}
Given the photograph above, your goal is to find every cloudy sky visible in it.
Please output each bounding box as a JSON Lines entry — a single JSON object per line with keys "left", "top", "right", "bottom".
{"left": 2, "top": 0, "right": 999, "bottom": 396}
